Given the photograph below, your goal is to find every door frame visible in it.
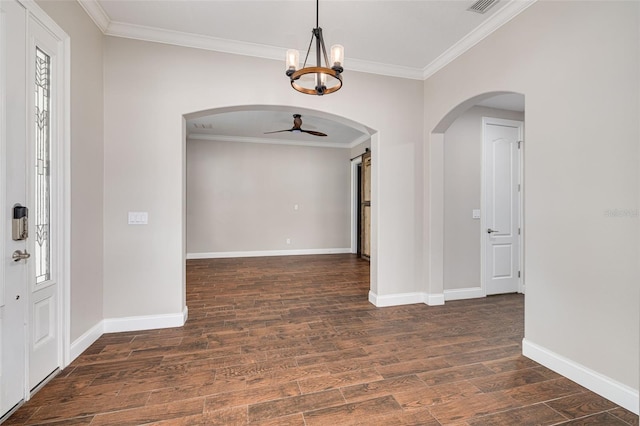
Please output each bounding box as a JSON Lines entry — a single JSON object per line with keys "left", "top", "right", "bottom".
{"left": 14, "top": 0, "right": 70, "bottom": 402}
{"left": 480, "top": 116, "right": 524, "bottom": 296}
{"left": 350, "top": 156, "right": 362, "bottom": 254}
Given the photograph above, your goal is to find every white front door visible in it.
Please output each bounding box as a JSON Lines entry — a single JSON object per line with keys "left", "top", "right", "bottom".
{"left": 482, "top": 117, "right": 523, "bottom": 295}
{"left": 1, "top": 0, "right": 29, "bottom": 416}
{"left": 27, "top": 16, "right": 62, "bottom": 390}
{"left": 1, "top": 1, "right": 65, "bottom": 418}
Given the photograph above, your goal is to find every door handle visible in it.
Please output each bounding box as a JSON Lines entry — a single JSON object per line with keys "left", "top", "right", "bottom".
{"left": 487, "top": 228, "right": 499, "bottom": 234}
{"left": 12, "top": 250, "right": 30, "bottom": 262}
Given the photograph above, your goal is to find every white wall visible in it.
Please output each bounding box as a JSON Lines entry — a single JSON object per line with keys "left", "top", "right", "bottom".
{"left": 36, "top": 0, "right": 104, "bottom": 342}
{"left": 444, "top": 106, "right": 524, "bottom": 290}
{"left": 103, "top": 36, "right": 424, "bottom": 318}
{"left": 186, "top": 139, "right": 351, "bottom": 255}
{"left": 424, "top": 0, "right": 638, "bottom": 401}
{"left": 350, "top": 139, "right": 371, "bottom": 159}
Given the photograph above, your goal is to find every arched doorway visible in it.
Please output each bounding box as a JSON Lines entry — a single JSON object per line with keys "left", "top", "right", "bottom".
{"left": 182, "top": 105, "right": 379, "bottom": 300}
{"left": 427, "top": 91, "right": 525, "bottom": 301}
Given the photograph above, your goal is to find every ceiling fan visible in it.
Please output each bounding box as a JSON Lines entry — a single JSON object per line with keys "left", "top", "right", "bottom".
{"left": 264, "top": 114, "right": 327, "bottom": 137}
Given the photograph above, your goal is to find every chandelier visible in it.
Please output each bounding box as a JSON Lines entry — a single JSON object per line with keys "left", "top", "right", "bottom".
{"left": 285, "top": 0, "right": 344, "bottom": 96}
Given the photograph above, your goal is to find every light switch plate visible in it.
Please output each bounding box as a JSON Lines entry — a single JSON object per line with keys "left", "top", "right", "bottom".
{"left": 128, "top": 211, "right": 148, "bottom": 225}
{"left": 472, "top": 209, "right": 481, "bottom": 219}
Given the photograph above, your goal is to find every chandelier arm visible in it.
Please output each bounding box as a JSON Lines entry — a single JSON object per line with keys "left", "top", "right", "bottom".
{"left": 302, "top": 32, "right": 314, "bottom": 68}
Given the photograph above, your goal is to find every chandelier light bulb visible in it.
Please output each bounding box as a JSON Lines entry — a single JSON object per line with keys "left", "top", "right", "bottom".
{"left": 316, "top": 72, "right": 327, "bottom": 95}
{"left": 331, "top": 44, "right": 344, "bottom": 70}
{"left": 285, "top": 49, "right": 299, "bottom": 76}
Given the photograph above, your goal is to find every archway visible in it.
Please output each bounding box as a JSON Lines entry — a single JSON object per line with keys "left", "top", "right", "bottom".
{"left": 427, "top": 91, "right": 525, "bottom": 301}
{"left": 182, "top": 105, "right": 379, "bottom": 303}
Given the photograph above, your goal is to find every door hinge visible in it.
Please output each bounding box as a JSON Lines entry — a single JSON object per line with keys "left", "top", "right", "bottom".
{"left": 518, "top": 184, "right": 521, "bottom": 192}
{"left": 518, "top": 227, "right": 521, "bottom": 235}
{"left": 518, "top": 271, "right": 521, "bottom": 278}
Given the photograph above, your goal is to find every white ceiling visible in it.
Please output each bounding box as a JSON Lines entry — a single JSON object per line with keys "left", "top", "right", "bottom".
{"left": 477, "top": 93, "right": 524, "bottom": 112}
{"left": 81, "top": 0, "right": 535, "bottom": 79}
{"left": 81, "top": 0, "right": 532, "bottom": 146}
{"left": 188, "top": 109, "right": 371, "bottom": 148}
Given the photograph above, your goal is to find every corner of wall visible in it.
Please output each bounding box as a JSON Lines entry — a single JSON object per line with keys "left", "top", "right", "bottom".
{"left": 69, "top": 307, "right": 189, "bottom": 363}
{"left": 69, "top": 321, "right": 103, "bottom": 363}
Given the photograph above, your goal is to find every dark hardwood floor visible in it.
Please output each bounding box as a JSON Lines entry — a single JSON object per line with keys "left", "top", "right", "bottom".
{"left": 6, "top": 254, "right": 638, "bottom": 425}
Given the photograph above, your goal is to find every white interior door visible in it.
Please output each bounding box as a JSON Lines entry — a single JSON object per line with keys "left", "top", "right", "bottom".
{"left": 1, "top": 0, "right": 29, "bottom": 417}
{"left": 482, "top": 117, "right": 522, "bottom": 295}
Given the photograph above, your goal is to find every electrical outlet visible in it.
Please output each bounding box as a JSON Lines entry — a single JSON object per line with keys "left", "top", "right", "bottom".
{"left": 286, "top": 238, "right": 291, "bottom": 245}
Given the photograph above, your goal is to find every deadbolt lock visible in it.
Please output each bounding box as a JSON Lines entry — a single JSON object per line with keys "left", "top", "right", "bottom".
{"left": 12, "top": 205, "right": 28, "bottom": 241}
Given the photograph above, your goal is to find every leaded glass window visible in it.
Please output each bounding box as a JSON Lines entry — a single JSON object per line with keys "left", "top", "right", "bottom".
{"left": 35, "top": 47, "right": 50, "bottom": 284}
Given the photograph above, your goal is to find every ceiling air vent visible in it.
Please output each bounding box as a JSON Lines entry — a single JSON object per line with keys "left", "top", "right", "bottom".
{"left": 467, "top": 0, "right": 499, "bottom": 14}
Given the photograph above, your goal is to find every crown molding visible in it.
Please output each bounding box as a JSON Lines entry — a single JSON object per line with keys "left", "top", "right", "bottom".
{"left": 77, "top": 0, "right": 536, "bottom": 81}
{"left": 187, "top": 133, "right": 369, "bottom": 149}
{"left": 422, "top": 0, "right": 537, "bottom": 79}
{"left": 104, "top": 20, "right": 425, "bottom": 80}
{"left": 347, "top": 58, "right": 424, "bottom": 80}
{"left": 77, "top": 0, "right": 109, "bottom": 33}
{"left": 106, "top": 21, "right": 285, "bottom": 61}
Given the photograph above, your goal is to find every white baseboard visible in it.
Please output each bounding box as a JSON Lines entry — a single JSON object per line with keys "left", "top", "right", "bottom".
{"left": 368, "top": 291, "right": 445, "bottom": 307}
{"left": 444, "top": 286, "right": 485, "bottom": 301}
{"left": 104, "top": 307, "right": 188, "bottom": 333}
{"left": 369, "top": 291, "right": 424, "bottom": 307}
{"left": 70, "top": 321, "right": 104, "bottom": 362}
{"left": 69, "top": 307, "right": 189, "bottom": 362}
{"left": 187, "top": 248, "right": 351, "bottom": 259}
{"left": 425, "top": 293, "right": 445, "bottom": 306}
{"left": 523, "top": 338, "right": 639, "bottom": 414}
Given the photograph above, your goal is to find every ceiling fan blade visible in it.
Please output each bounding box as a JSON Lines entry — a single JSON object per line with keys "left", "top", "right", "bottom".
{"left": 301, "top": 129, "right": 328, "bottom": 137}
{"left": 264, "top": 129, "right": 292, "bottom": 134}
{"left": 264, "top": 115, "right": 327, "bottom": 137}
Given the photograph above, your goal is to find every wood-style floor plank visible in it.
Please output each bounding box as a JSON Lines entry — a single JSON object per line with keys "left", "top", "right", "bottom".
{"left": 465, "top": 403, "right": 566, "bottom": 425}
{"left": 6, "top": 254, "right": 637, "bottom": 425}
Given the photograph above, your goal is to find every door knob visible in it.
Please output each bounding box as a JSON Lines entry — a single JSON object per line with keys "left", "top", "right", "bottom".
{"left": 12, "top": 250, "right": 30, "bottom": 262}
{"left": 487, "top": 228, "right": 499, "bottom": 234}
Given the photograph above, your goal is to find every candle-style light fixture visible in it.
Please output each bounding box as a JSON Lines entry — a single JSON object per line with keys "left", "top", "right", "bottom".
{"left": 285, "top": 0, "right": 344, "bottom": 96}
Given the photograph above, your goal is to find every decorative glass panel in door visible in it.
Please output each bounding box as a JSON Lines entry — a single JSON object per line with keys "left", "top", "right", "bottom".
{"left": 34, "top": 47, "right": 50, "bottom": 284}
